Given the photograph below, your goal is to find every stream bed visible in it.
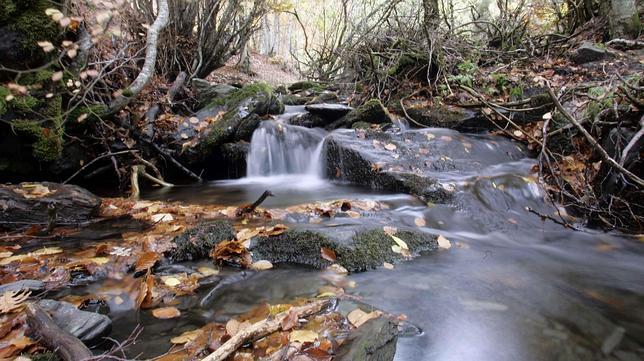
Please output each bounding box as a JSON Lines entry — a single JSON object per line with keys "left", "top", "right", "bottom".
{"left": 35, "top": 106, "right": 644, "bottom": 360}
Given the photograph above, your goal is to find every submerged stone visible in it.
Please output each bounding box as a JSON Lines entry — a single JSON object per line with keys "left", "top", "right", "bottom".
{"left": 336, "top": 317, "right": 399, "bottom": 361}
{"left": 37, "top": 299, "right": 112, "bottom": 343}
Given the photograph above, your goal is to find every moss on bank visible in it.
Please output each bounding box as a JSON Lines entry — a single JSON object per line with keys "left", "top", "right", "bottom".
{"left": 167, "top": 220, "right": 235, "bottom": 262}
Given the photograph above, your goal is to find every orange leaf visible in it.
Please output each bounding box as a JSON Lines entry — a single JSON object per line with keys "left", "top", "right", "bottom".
{"left": 135, "top": 251, "right": 160, "bottom": 272}
{"left": 320, "top": 247, "right": 337, "bottom": 262}
{"left": 152, "top": 307, "right": 181, "bottom": 319}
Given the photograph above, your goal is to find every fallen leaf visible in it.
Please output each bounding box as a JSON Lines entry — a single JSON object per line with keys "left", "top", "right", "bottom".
{"left": 164, "top": 277, "right": 181, "bottom": 287}
{"left": 347, "top": 308, "right": 381, "bottom": 328}
{"left": 327, "top": 264, "right": 348, "bottom": 274}
{"left": 290, "top": 329, "right": 318, "bottom": 343}
{"left": 226, "top": 318, "right": 240, "bottom": 336}
{"left": 383, "top": 226, "right": 397, "bottom": 236}
{"left": 135, "top": 251, "right": 160, "bottom": 272}
{"left": 385, "top": 143, "right": 397, "bottom": 151}
{"left": 152, "top": 307, "right": 181, "bottom": 319}
{"left": 320, "top": 247, "right": 337, "bottom": 262}
{"left": 383, "top": 262, "right": 394, "bottom": 270}
{"left": 170, "top": 329, "right": 203, "bottom": 344}
{"left": 280, "top": 308, "right": 299, "bottom": 331}
{"left": 0, "top": 290, "right": 31, "bottom": 314}
{"left": 389, "top": 235, "right": 408, "bottom": 250}
{"left": 250, "top": 260, "right": 273, "bottom": 271}
{"left": 414, "top": 217, "right": 426, "bottom": 227}
{"left": 437, "top": 235, "right": 452, "bottom": 249}
{"left": 197, "top": 267, "right": 219, "bottom": 277}
{"left": 151, "top": 213, "right": 174, "bottom": 223}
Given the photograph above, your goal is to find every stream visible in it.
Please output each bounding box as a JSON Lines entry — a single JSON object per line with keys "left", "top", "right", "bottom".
{"left": 77, "top": 106, "right": 644, "bottom": 360}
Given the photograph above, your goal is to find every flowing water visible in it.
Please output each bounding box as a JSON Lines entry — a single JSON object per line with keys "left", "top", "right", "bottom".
{"left": 132, "top": 107, "right": 644, "bottom": 360}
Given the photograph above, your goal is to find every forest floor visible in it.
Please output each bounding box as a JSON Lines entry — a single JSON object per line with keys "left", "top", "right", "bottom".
{"left": 207, "top": 52, "right": 300, "bottom": 87}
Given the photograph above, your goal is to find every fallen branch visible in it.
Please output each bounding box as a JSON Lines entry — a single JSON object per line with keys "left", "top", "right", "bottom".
{"left": 63, "top": 150, "right": 138, "bottom": 184}
{"left": 25, "top": 303, "right": 93, "bottom": 361}
{"left": 201, "top": 299, "right": 333, "bottom": 361}
{"left": 131, "top": 164, "right": 174, "bottom": 199}
{"left": 236, "top": 190, "right": 274, "bottom": 217}
{"left": 546, "top": 84, "right": 644, "bottom": 188}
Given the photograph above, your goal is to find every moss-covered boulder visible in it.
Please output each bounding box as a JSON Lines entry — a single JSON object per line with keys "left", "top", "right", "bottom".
{"left": 328, "top": 100, "right": 393, "bottom": 130}
{"left": 288, "top": 81, "right": 324, "bottom": 93}
{"left": 166, "top": 220, "right": 235, "bottom": 262}
{"left": 251, "top": 228, "right": 437, "bottom": 272}
{"left": 0, "top": 0, "right": 62, "bottom": 72}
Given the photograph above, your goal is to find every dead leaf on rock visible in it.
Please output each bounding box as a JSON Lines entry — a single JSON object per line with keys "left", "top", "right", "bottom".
{"left": 347, "top": 308, "right": 381, "bottom": 328}
{"left": 320, "top": 247, "right": 337, "bottom": 262}
{"left": 250, "top": 260, "right": 273, "bottom": 271}
{"left": 152, "top": 307, "right": 181, "bottom": 319}
{"left": 135, "top": 251, "right": 160, "bottom": 272}
{"left": 0, "top": 290, "right": 31, "bottom": 314}
{"left": 437, "top": 235, "right": 452, "bottom": 249}
{"left": 211, "top": 240, "right": 251, "bottom": 268}
{"left": 290, "top": 329, "right": 318, "bottom": 343}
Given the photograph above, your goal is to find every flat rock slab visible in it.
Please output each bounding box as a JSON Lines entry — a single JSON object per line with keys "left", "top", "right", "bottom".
{"left": 336, "top": 317, "right": 399, "bottom": 361}
{"left": 0, "top": 183, "right": 101, "bottom": 229}
{"left": 0, "top": 280, "right": 45, "bottom": 294}
{"left": 305, "top": 103, "right": 354, "bottom": 120}
{"left": 324, "top": 128, "right": 527, "bottom": 203}
{"left": 37, "top": 299, "right": 112, "bottom": 343}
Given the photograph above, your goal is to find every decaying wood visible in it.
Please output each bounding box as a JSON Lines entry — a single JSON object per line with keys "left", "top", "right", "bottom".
{"left": 167, "top": 71, "right": 187, "bottom": 103}
{"left": 547, "top": 84, "right": 644, "bottom": 188}
{"left": 25, "top": 303, "right": 93, "bottom": 361}
{"left": 108, "top": 0, "right": 169, "bottom": 114}
{"left": 0, "top": 183, "right": 101, "bottom": 229}
{"left": 236, "top": 190, "right": 274, "bottom": 217}
{"left": 201, "top": 299, "right": 333, "bottom": 361}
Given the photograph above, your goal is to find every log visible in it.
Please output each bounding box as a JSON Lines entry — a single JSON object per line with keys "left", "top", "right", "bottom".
{"left": 25, "top": 303, "right": 93, "bottom": 361}
{"left": 0, "top": 183, "right": 101, "bottom": 229}
{"left": 201, "top": 299, "right": 333, "bottom": 361}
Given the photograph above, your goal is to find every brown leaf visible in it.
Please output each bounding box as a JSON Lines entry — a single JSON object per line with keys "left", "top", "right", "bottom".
{"left": 0, "top": 290, "right": 31, "bottom": 314}
{"left": 280, "top": 308, "right": 299, "bottom": 331}
{"left": 320, "top": 247, "right": 337, "bottom": 262}
{"left": 135, "top": 251, "right": 160, "bottom": 272}
{"left": 152, "top": 306, "right": 181, "bottom": 319}
{"left": 211, "top": 240, "right": 251, "bottom": 268}
{"left": 414, "top": 217, "right": 426, "bottom": 227}
{"left": 347, "top": 308, "right": 382, "bottom": 328}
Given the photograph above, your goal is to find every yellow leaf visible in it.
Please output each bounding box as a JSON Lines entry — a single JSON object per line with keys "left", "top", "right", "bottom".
{"left": 347, "top": 308, "right": 381, "bottom": 328}
{"left": 437, "top": 235, "right": 452, "bottom": 249}
{"left": 0, "top": 290, "right": 31, "bottom": 314}
{"left": 197, "top": 267, "right": 219, "bottom": 277}
{"left": 414, "top": 217, "right": 426, "bottom": 227}
{"left": 290, "top": 329, "right": 318, "bottom": 343}
{"left": 164, "top": 277, "right": 181, "bottom": 287}
{"left": 170, "top": 329, "right": 203, "bottom": 344}
{"left": 152, "top": 307, "right": 181, "bottom": 319}
{"left": 250, "top": 260, "right": 273, "bottom": 271}
{"left": 389, "top": 235, "right": 408, "bottom": 250}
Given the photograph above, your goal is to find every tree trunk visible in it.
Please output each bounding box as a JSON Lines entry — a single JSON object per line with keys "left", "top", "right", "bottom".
{"left": 606, "top": 0, "right": 640, "bottom": 39}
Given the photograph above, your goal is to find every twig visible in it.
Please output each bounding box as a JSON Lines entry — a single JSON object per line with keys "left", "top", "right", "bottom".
{"left": 64, "top": 150, "right": 137, "bottom": 184}
{"left": 546, "top": 84, "right": 644, "bottom": 188}
{"left": 201, "top": 299, "right": 333, "bottom": 361}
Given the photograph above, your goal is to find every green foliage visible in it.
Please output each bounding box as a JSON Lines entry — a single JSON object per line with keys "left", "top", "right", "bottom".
{"left": 448, "top": 61, "right": 478, "bottom": 87}
{"left": 586, "top": 86, "right": 614, "bottom": 120}
{"left": 510, "top": 86, "right": 524, "bottom": 98}
{"left": 10, "top": 0, "right": 60, "bottom": 61}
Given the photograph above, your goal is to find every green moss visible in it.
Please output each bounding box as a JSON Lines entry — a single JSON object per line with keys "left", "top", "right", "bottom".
{"left": 388, "top": 53, "right": 428, "bottom": 77}
{"left": 330, "top": 99, "right": 391, "bottom": 129}
{"left": 288, "top": 81, "right": 324, "bottom": 93}
{"left": 253, "top": 228, "right": 437, "bottom": 272}
{"left": 167, "top": 220, "right": 235, "bottom": 262}
{"left": 66, "top": 104, "right": 108, "bottom": 124}
{"left": 28, "top": 352, "right": 61, "bottom": 361}
{"left": 11, "top": 0, "right": 60, "bottom": 62}
{"left": 9, "top": 94, "right": 63, "bottom": 162}
{"left": 0, "top": 86, "right": 9, "bottom": 116}
{"left": 0, "top": 0, "right": 17, "bottom": 23}
{"left": 18, "top": 70, "right": 54, "bottom": 86}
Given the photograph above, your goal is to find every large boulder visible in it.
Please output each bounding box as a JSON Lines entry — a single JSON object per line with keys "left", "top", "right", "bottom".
{"left": 37, "top": 299, "right": 112, "bottom": 343}
{"left": 191, "top": 79, "right": 238, "bottom": 105}
{"left": 572, "top": 42, "right": 613, "bottom": 64}
{"left": 324, "top": 128, "right": 527, "bottom": 203}
{"left": 172, "top": 83, "right": 284, "bottom": 164}
{"left": 0, "top": 183, "right": 101, "bottom": 229}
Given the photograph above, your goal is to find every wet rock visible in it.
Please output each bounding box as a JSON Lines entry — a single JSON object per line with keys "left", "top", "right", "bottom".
{"left": 281, "top": 94, "right": 313, "bottom": 106}
{"left": 306, "top": 92, "right": 340, "bottom": 105}
{"left": 218, "top": 142, "right": 250, "bottom": 178}
{"left": 175, "top": 83, "right": 284, "bottom": 163}
{"left": 306, "top": 103, "right": 354, "bottom": 123}
{"left": 405, "top": 105, "right": 486, "bottom": 131}
{"left": 0, "top": 280, "right": 44, "bottom": 294}
{"left": 37, "top": 299, "right": 111, "bottom": 343}
{"left": 288, "top": 112, "right": 329, "bottom": 128}
{"left": 167, "top": 220, "right": 235, "bottom": 262}
{"left": 572, "top": 42, "right": 612, "bottom": 64}
{"left": 251, "top": 228, "right": 437, "bottom": 272}
{"left": 324, "top": 128, "right": 527, "bottom": 203}
{"left": 336, "top": 317, "right": 399, "bottom": 361}
{"left": 191, "top": 79, "right": 238, "bottom": 105}
{"left": 0, "top": 183, "right": 101, "bottom": 229}
{"left": 328, "top": 99, "right": 393, "bottom": 130}
{"left": 288, "top": 80, "right": 323, "bottom": 93}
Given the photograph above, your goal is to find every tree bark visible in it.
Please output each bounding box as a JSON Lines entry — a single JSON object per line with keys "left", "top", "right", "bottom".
{"left": 108, "top": 0, "right": 170, "bottom": 114}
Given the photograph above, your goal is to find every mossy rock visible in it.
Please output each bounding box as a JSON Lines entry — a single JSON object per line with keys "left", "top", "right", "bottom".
{"left": 167, "top": 220, "right": 235, "bottom": 262}
{"left": 28, "top": 352, "right": 61, "bottom": 361}
{"left": 251, "top": 228, "right": 437, "bottom": 272}
{"left": 328, "top": 99, "right": 392, "bottom": 130}
{"left": 0, "top": 0, "right": 62, "bottom": 70}
{"left": 288, "top": 81, "right": 324, "bottom": 93}
{"left": 281, "top": 94, "right": 312, "bottom": 106}
{"left": 208, "top": 82, "right": 283, "bottom": 115}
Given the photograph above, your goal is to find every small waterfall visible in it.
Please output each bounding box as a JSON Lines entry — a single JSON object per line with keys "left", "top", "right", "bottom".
{"left": 246, "top": 121, "right": 326, "bottom": 177}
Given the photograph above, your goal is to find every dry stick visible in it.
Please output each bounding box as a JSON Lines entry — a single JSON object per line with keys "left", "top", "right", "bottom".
{"left": 201, "top": 299, "right": 333, "bottom": 361}
{"left": 546, "top": 84, "right": 644, "bottom": 188}
{"left": 25, "top": 303, "right": 93, "bottom": 361}
{"left": 64, "top": 150, "right": 138, "bottom": 184}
